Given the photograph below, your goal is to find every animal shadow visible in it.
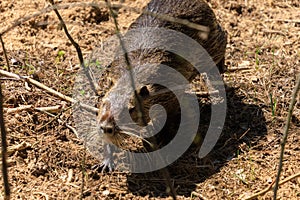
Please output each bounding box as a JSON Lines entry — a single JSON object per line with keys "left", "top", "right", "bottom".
{"left": 126, "top": 85, "right": 268, "bottom": 198}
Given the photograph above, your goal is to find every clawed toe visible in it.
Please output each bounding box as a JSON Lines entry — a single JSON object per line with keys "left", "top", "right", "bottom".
{"left": 91, "top": 159, "right": 115, "bottom": 173}
{"left": 101, "top": 158, "right": 115, "bottom": 172}
{"left": 91, "top": 144, "right": 115, "bottom": 173}
{"left": 92, "top": 158, "right": 115, "bottom": 173}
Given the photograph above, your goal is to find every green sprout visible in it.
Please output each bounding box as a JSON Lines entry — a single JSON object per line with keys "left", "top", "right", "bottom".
{"left": 269, "top": 93, "right": 277, "bottom": 117}
{"left": 56, "top": 50, "right": 66, "bottom": 63}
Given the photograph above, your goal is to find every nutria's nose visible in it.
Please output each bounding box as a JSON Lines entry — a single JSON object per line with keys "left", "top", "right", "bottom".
{"left": 101, "top": 126, "right": 114, "bottom": 135}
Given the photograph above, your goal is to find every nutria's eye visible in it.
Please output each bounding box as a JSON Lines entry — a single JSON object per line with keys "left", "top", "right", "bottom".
{"left": 139, "top": 86, "right": 150, "bottom": 98}
{"left": 129, "top": 107, "right": 135, "bottom": 114}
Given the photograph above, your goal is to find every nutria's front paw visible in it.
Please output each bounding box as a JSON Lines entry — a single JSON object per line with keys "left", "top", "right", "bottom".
{"left": 101, "top": 157, "right": 115, "bottom": 172}
{"left": 92, "top": 159, "right": 115, "bottom": 173}
{"left": 92, "top": 156, "right": 115, "bottom": 173}
{"left": 92, "top": 143, "right": 115, "bottom": 173}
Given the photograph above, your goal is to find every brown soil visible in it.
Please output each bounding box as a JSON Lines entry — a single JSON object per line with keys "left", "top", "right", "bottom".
{"left": 0, "top": 0, "right": 299, "bottom": 199}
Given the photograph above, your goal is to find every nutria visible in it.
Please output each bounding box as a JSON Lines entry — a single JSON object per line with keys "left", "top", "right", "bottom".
{"left": 96, "top": 0, "right": 227, "bottom": 172}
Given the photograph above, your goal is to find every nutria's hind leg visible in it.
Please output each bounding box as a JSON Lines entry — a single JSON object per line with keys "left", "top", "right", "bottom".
{"left": 216, "top": 57, "right": 226, "bottom": 73}
{"left": 92, "top": 143, "right": 115, "bottom": 173}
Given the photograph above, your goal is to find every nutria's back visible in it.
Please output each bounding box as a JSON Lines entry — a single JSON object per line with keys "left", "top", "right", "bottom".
{"left": 129, "top": 0, "right": 227, "bottom": 72}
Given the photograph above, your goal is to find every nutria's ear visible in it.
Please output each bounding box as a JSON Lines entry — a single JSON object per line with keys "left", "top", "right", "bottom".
{"left": 138, "top": 85, "right": 150, "bottom": 98}
{"left": 99, "top": 101, "right": 112, "bottom": 122}
{"left": 99, "top": 110, "right": 114, "bottom": 124}
{"left": 99, "top": 111, "right": 110, "bottom": 122}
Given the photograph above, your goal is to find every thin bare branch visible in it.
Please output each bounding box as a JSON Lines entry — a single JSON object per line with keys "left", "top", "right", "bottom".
{"left": 4, "top": 105, "right": 63, "bottom": 114}
{"left": 40, "top": 106, "right": 78, "bottom": 136}
{"left": 0, "top": 2, "right": 209, "bottom": 37}
{"left": 0, "top": 69, "right": 98, "bottom": 113}
{"left": 47, "top": 0, "right": 98, "bottom": 95}
{"left": 0, "top": 141, "right": 31, "bottom": 157}
{"left": 0, "top": 77, "right": 10, "bottom": 200}
{"left": 0, "top": 35, "right": 10, "bottom": 72}
{"left": 264, "top": 19, "right": 300, "bottom": 23}
{"left": 4, "top": 105, "right": 33, "bottom": 113}
{"left": 105, "top": 0, "right": 147, "bottom": 126}
{"left": 35, "top": 105, "right": 63, "bottom": 113}
{"left": 105, "top": 0, "right": 177, "bottom": 199}
{"left": 273, "top": 73, "right": 300, "bottom": 199}
{"left": 243, "top": 171, "right": 300, "bottom": 200}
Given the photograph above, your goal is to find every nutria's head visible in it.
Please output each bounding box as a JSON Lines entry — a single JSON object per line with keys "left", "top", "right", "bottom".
{"left": 97, "top": 83, "right": 159, "bottom": 151}
{"left": 99, "top": 100, "right": 143, "bottom": 150}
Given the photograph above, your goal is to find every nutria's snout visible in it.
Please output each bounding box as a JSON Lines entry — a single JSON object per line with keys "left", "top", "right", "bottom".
{"left": 98, "top": 101, "right": 118, "bottom": 137}
{"left": 100, "top": 125, "right": 115, "bottom": 135}
{"left": 98, "top": 111, "right": 123, "bottom": 146}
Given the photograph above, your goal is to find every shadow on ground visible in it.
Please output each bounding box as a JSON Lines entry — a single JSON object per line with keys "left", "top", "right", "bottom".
{"left": 125, "top": 85, "right": 268, "bottom": 198}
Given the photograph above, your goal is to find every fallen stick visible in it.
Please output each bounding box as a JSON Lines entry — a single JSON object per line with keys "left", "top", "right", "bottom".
{"left": 264, "top": 19, "right": 300, "bottom": 24}
{"left": 38, "top": 107, "right": 78, "bottom": 136}
{"left": 0, "top": 2, "right": 209, "bottom": 37}
{"left": 35, "top": 105, "right": 63, "bottom": 113}
{"left": 4, "top": 105, "right": 33, "bottom": 114}
{"left": 0, "top": 141, "right": 31, "bottom": 157}
{"left": 4, "top": 105, "right": 64, "bottom": 114}
{"left": 242, "top": 171, "right": 300, "bottom": 200}
{"left": 0, "top": 69, "right": 98, "bottom": 113}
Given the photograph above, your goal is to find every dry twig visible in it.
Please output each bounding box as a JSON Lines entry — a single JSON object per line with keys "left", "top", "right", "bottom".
{"left": 0, "top": 2, "right": 209, "bottom": 38}
{"left": 0, "top": 75, "right": 10, "bottom": 200}
{"left": 4, "top": 105, "right": 62, "bottom": 114}
{"left": 273, "top": 73, "right": 300, "bottom": 199}
{"left": 105, "top": 0, "right": 177, "bottom": 199}
{"left": 4, "top": 105, "right": 33, "bottom": 113}
{"left": 48, "top": 0, "right": 98, "bottom": 95}
{"left": 0, "top": 35, "right": 10, "bottom": 72}
{"left": 0, "top": 69, "right": 98, "bottom": 113}
{"left": 242, "top": 171, "right": 300, "bottom": 200}
{"left": 0, "top": 141, "right": 31, "bottom": 157}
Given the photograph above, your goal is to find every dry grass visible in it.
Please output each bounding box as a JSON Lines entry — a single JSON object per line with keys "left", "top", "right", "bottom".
{"left": 0, "top": 0, "right": 299, "bottom": 199}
